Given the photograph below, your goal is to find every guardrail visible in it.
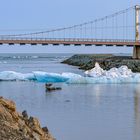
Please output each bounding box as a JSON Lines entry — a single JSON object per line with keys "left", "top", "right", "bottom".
{"left": 0, "top": 37, "right": 138, "bottom": 43}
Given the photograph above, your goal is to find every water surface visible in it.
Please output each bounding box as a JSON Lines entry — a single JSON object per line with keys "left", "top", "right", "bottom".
{"left": 0, "top": 53, "right": 139, "bottom": 140}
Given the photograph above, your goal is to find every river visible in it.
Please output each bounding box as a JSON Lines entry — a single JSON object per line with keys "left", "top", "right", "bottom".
{"left": 0, "top": 53, "right": 139, "bottom": 140}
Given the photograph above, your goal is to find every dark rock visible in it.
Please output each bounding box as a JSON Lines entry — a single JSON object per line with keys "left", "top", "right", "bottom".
{"left": 22, "top": 110, "right": 28, "bottom": 120}
{"left": 28, "top": 116, "right": 34, "bottom": 126}
{"left": 55, "top": 87, "right": 62, "bottom": 90}
{"left": 46, "top": 87, "right": 62, "bottom": 92}
{"left": 46, "top": 87, "right": 55, "bottom": 91}
{"left": 65, "top": 100, "right": 71, "bottom": 102}
{"left": 42, "top": 127, "right": 49, "bottom": 133}
{"left": 22, "top": 138, "right": 30, "bottom": 140}
{"left": 45, "top": 83, "right": 53, "bottom": 87}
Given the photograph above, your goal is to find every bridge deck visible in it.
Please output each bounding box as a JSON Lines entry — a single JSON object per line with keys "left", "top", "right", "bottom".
{"left": 0, "top": 39, "right": 140, "bottom": 46}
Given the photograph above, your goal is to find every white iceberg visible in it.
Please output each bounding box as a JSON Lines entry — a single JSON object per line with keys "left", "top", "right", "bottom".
{"left": 85, "top": 63, "right": 133, "bottom": 78}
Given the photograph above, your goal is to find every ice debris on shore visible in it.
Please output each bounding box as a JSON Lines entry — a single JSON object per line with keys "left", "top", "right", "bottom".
{"left": 0, "top": 63, "right": 140, "bottom": 84}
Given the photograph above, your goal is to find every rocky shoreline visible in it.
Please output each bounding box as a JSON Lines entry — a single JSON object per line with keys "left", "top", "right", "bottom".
{"left": 62, "top": 54, "right": 140, "bottom": 72}
{"left": 0, "top": 97, "right": 54, "bottom": 140}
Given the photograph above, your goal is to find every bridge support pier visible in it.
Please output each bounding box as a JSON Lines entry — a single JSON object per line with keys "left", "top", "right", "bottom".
{"left": 133, "top": 5, "right": 140, "bottom": 59}
{"left": 133, "top": 46, "right": 140, "bottom": 59}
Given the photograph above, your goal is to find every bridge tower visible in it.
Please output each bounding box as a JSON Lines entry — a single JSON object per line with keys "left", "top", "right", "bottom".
{"left": 133, "top": 5, "right": 140, "bottom": 59}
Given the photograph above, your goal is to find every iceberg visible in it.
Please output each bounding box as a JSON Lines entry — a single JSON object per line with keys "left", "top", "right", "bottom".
{"left": 0, "top": 63, "right": 140, "bottom": 84}
{"left": 83, "top": 62, "right": 139, "bottom": 84}
{"left": 85, "top": 63, "right": 133, "bottom": 78}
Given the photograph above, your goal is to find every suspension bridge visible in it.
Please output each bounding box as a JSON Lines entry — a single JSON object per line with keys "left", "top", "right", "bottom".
{"left": 0, "top": 5, "right": 140, "bottom": 58}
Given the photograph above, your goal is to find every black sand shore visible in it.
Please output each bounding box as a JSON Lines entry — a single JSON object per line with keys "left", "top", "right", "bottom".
{"left": 62, "top": 54, "right": 140, "bottom": 72}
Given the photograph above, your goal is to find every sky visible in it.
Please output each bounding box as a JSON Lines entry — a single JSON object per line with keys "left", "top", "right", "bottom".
{"left": 0, "top": 0, "right": 139, "bottom": 53}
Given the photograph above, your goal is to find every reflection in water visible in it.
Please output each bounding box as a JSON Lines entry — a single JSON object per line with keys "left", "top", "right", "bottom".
{"left": 94, "top": 85, "right": 101, "bottom": 105}
{"left": 134, "top": 86, "right": 140, "bottom": 140}
{"left": 0, "top": 82, "right": 138, "bottom": 140}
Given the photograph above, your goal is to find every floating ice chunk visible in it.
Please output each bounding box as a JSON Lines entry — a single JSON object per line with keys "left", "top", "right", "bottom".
{"left": 32, "top": 56, "right": 39, "bottom": 59}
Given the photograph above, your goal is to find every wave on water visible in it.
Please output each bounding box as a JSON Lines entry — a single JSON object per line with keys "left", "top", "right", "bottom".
{"left": 0, "top": 54, "right": 70, "bottom": 61}
{"left": 0, "top": 63, "right": 140, "bottom": 84}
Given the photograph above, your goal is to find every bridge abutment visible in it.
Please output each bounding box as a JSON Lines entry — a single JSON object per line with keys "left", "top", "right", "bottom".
{"left": 133, "top": 5, "right": 140, "bottom": 59}
{"left": 133, "top": 46, "right": 140, "bottom": 59}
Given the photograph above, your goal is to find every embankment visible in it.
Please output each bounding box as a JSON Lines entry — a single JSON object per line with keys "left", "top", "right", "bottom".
{"left": 62, "top": 54, "right": 140, "bottom": 72}
{"left": 0, "top": 97, "right": 54, "bottom": 140}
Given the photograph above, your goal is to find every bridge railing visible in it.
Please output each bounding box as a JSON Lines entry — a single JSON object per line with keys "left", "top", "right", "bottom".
{"left": 0, "top": 36, "right": 137, "bottom": 43}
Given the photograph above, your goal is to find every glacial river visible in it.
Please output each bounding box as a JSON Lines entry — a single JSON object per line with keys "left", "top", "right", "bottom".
{"left": 0, "top": 53, "right": 139, "bottom": 140}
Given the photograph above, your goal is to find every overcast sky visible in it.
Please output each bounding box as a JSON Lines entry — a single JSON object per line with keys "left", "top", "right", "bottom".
{"left": 0, "top": 0, "right": 139, "bottom": 53}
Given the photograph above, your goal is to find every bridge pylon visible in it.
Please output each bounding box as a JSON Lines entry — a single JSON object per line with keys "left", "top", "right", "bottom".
{"left": 133, "top": 5, "right": 140, "bottom": 59}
